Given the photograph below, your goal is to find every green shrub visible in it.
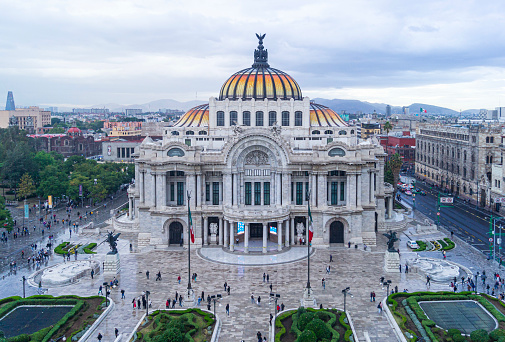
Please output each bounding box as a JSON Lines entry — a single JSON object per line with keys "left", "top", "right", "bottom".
{"left": 315, "top": 310, "right": 330, "bottom": 322}
{"left": 54, "top": 242, "right": 70, "bottom": 254}
{"left": 296, "top": 330, "right": 317, "bottom": 342}
{"left": 491, "top": 329, "right": 505, "bottom": 341}
{"left": 152, "top": 328, "right": 183, "bottom": 342}
{"left": 438, "top": 239, "right": 448, "bottom": 248}
{"left": 304, "top": 318, "right": 331, "bottom": 340}
{"left": 443, "top": 238, "right": 456, "bottom": 250}
{"left": 297, "top": 307, "right": 307, "bottom": 319}
{"left": 297, "top": 312, "right": 315, "bottom": 331}
{"left": 83, "top": 243, "right": 97, "bottom": 254}
{"left": 471, "top": 329, "right": 490, "bottom": 342}
{"left": 422, "top": 319, "right": 435, "bottom": 327}
{"left": 498, "top": 337, "right": 505, "bottom": 342}
{"left": 453, "top": 334, "right": 466, "bottom": 342}
{"left": 7, "top": 334, "right": 29, "bottom": 342}
{"left": 448, "top": 329, "right": 462, "bottom": 337}
{"left": 414, "top": 241, "right": 426, "bottom": 251}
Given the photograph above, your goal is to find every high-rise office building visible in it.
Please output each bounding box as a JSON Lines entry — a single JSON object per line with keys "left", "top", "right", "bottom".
{"left": 5, "top": 91, "right": 15, "bottom": 111}
{"left": 385, "top": 105, "right": 391, "bottom": 117}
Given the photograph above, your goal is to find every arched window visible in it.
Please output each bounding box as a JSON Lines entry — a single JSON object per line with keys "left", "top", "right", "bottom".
{"left": 186, "top": 131, "right": 194, "bottom": 135}
{"left": 281, "top": 111, "right": 289, "bottom": 126}
{"left": 230, "top": 111, "right": 238, "bottom": 126}
{"left": 171, "top": 131, "right": 180, "bottom": 135}
{"left": 268, "top": 111, "right": 277, "bottom": 126}
{"left": 217, "top": 111, "right": 224, "bottom": 126}
{"left": 324, "top": 130, "right": 333, "bottom": 135}
{"left": 198, "top": 131, "right": 207, "bottom": 135}
{"left": 243, "top": 111, "right": 251, "bottom": 126}
{"left": 295, "top": 111, "right": 302, "bottom": 126}
{"left": 328, "top": 148, "right": 346, "bottom": 157}
{"left": 167, "top": 148, "right": 185, "bottom": 157}
{"left": 486, "top": 137, "right": 490, "bottom": 143}
{"left": 255, "top": 111, "right": 264, "bottom": 126}
{"left": 312, "top": 130, "right": 320, "bottom": 135}
{"left": 350, "top": 130, "right": 354, "bottom": 134}
{"left": 339, "top": 130, "right": 347, "bottom": 135}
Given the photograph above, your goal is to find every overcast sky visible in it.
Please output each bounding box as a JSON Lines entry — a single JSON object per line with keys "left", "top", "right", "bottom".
{"left": 1, "top": 0, "right": 505, "bottom": 110}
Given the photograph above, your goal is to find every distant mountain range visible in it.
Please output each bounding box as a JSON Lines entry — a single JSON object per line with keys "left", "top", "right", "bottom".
{"left": 58, "top": 98, "right": 479, "bottom": 115}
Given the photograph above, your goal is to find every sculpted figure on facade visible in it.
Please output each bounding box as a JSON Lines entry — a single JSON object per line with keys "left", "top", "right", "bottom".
{"left": 209, "top": 223, "right": 218, "bottom": 235}
{"left": 245, "top": 151, "right": 269, "bottom": 165}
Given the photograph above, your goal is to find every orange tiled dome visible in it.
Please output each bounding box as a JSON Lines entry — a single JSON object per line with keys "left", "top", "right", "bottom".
{"left": 173, "top": 104, "right": 209, "bottom": 127}
{"left": 310, "top": 103, "right": 348, "bottom": 127}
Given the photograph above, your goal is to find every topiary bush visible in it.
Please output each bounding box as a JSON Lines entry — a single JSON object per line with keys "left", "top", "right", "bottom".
{"left": 453, "top": 334, "right": 466, "bottom": 342}
{"left": 296, "top": 330, "right": 317, "bottom": 342}
{"left": 471, "top": 329, "right": 490, "bottom": 342}
{"left": 498, "top": 337, "right": 505, "bottom": 342}
{"left": 304, "top": 318, "right": 331, "bottom": 341}
{"left": 297, "top": 312, "right": 315, "bottom": 331}
{"left": 315, "top": 310, "right": 330, "bottom": 322}
{"left": 152, "top": 328, "right": 183, "bottom": 342}
{"left": 448, "top": 328, "right": 462, "bottom": 337}
{"left": 490, "top": 329, "right": 505, "bottom": 341}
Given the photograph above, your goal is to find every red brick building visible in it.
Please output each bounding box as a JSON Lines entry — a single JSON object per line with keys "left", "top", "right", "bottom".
{"left": 379, "top": 132, "right": 416, "bottom": 169}
{"left": 29, "top": 127, "right": 103, "bottom": 158}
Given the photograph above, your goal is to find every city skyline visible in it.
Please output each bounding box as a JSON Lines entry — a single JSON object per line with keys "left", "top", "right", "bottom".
{"left": 1, "top": 0, "right": 505, "bottom": 110}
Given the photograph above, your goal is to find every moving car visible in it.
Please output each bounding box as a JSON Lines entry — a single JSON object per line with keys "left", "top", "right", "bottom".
{"left": 407, "top": 240, "right": 419, "bottom": 249}
{"left": 405, "top": 190, "right": 412, "bottom": 196}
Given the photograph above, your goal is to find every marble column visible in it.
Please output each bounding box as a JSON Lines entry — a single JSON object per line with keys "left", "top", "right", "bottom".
{"left": 263, "top": 223, "right": 268, "bottom": 253}
{"left": 224, "top": 173, "right": 232, "bottom": 206}
{"left": 361, "top": 169, "right": 370, "bottom": 206}
{"left": 388, "top": 197, "right": 393, "bottom": 218}
{"left": 186, "top": 173, "right": 196, "bottom": 208}
{"left": 357, "top": 173, "right": 362, "bottom": 208}
{"left": 244, "top": 223, "right": 249, "bottom": 253}
{"left": 285, "top": 219, "right": 290, "bottom": 247}
{"left": 155, "top": 174, "right": 162, "bottom": 209}
{"left": 203, "top": 216, "right": 208, "bottom": 245}
{"left": 311, "top": 173, "right": 317, "bottom": 207}
{"left": 151, "top": 173, "right": 157, "bottom": 208}
{"left": 201, "top": 173, "right": 206, "bottom": 205}
{"left": 290, "top": 217, "right": 295, "bottom": 245}
{"left": 219, "top": 217, "right": 223, "bottom": 246}
{"left": 282, "top": 173, "right": 291, "bottom": 205}
{"left": 128, "top": 197, "right": 132, "bottom": 219}
{"left": 229, "top": 221, "right": 235, "bottom": 251}
{"left": 277, "top": 221, "right": 283, "bottom": 251}
{"left": 271, "top": 172, "right": 276, "bottom": 205}
{"left": 348, "top": 174, "right": 356, "bottom": 209}
{"left": 232, "top": 173, "right": 238, "bottom": 207}
{"left": 276, "top": 172, "right": 282, "bottom": 205}
{"left": 371, "top": 172, "right": 376, "bottom": 203}
{"left": 224, "top": 220, "right": 229, "bottom": 248}
{"left": 139, "top": 171, "right": 145, "bottom": 204}
{"left": 318, "top": 172, "right": 327, "bottom": 207}
{"left": 196, "top": 173, "right": 202, "bottom": 207}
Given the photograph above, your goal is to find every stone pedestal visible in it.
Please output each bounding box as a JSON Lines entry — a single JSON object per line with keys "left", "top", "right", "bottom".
{"left": 104, "top": 253, "right": 121, "bottom": 275}
{"left": 384, "top": 251, "right": 400, "bottom": 273}
{"left": 184, "top": 289, "right": 195, "bottom": 307}
{"left": 210, "top": 233, "right": 217, "bottom": 245}
{"left": 300, "top": 287, "right": 317, "bottom": 308}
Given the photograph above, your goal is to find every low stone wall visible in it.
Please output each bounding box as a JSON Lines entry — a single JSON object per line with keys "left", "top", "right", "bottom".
{"left": 28, "top": 260, "right": 100, "bottom": 287}
{"left": 112, "top": 216, "right": 139, "bottom": 232}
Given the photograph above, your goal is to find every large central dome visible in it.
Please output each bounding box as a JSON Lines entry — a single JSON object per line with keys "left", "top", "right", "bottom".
{"left": 218, "top": 34, "right": 302, "bottom": 101}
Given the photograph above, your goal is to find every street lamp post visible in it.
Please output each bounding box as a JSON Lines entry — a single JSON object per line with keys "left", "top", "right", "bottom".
{"left": 385, "top": 280, "right": 392, "bottom": 296}
{"left": 474, "top": 272, "right": 479, "bottom": 294}
{"left": 146, "top": 290, "right": 151, "bottom": 316}
{"left": 270, "top": 293, "right": 281, "bottom": 339}
{"left": 103, "top": 282, "right": 110, "bottom": 307}
{"left": 210, "top": 294, "right": 222, "bottom": 317}
{"left": 21, "top": 276, "right": 26, "bottom": 298}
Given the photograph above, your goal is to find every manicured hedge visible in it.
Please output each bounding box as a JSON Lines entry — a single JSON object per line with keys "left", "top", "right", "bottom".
{"left": 83, "top": 243, "right": 97, "bottom": 254}
{"left": 414, "top": 241, "right": 427, "bottom": 252}
{"left": 54, "top": 242, "right": 70, "bottom": 254}
{"left": 443, "top": 238, "right": 455, "bottom": 250}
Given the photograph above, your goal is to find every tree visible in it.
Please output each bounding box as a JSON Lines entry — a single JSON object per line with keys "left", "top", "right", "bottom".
{"left": 388, "top": 153, "right": 403, "bottom": 197}
{"left": 1, "top": 141, "right": 37, "bottom": 190}
{"left": 47, "top": 127, "right": 65, "bottom": 134}
{"left": 383, "top": 121, "right": 393, "bottom": 165}
{"left": 37, "top": 165, "right": 69, "bottom": 199}
{"left": 18, "top": 173, "right": 36, "bottom": 200}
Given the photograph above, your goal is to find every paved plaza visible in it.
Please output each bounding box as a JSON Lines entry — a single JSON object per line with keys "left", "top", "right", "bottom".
{"left": 2, "top": 206, "right": 505, "bottom": 341}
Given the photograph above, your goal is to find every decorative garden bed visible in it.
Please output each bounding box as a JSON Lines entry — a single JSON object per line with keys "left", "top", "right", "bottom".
{"left": 388, "top": 291, "right": 505, "bottom": 341}
{"left": 0, "top": 295, "right": 104, "bottom": 341}
{"left": 275, "top": 307, "right": 354, "bottom": 342}
{"left": 132, "top": 309, "right": 215, "bottom": 342}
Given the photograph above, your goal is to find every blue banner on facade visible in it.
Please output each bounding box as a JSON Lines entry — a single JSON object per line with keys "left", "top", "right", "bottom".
{"left": 237, "top": 222, "right": 244, "bottom": 235}
{"left": 270, "top": 226, "right": 277, "bottom": 235}
{"left": 24, "top": 204, "right": 29, "bottom": 219}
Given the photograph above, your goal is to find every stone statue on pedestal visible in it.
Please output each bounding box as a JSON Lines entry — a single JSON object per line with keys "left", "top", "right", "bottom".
{"left": 209, "top": 223, "right": 218, "bottom": 244}
{"left": 383, "top": 231, "right": 398, "bottom": 252}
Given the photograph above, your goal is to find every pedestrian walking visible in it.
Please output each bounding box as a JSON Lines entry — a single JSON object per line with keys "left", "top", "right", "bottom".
{"left": 224, "top": 282, "right": 227, "bottom": 291}
{"left": 378, "top": 302, "right": 383, "bottom": 314}
{"left": 146, "top": 270, "right": 150, "bottom": 279}
{"left": 156, "top": 271, "right": 162, "bottom": 281}
{"left": 257, "top": 296, "right": 261, "bottom": 306}
{"left": 97, "top": 332, "right": 102, "bottom": 341}
{"left": 370, "top": 291, "right": 373, "bottom": 302}
{"left": 267, "top": 274, "right": 270, "bottom": 282}
{"left": 399, "top": 264, "right": 402, "bottom": 273}
{"left": 330, "top": 254, "right": 333, "bottom": 262}
{"left": 91, "top": 269, "right": 94, "bottom": 279}
{"left": 227, "top": 286, "right": 230, "bottom": 295}
{"left": 251, "top": 294, "right": 255, "bottom": 304}
{"left": 132, "top": 298, "right": 136, "bottom": 309}
{"left": 178, "top": 275, "right": 181, "bottom": 284}
{"left": 405, "top": 264, "right": 409, "bottom": 273}
{"left": 98, "top": 285, "right": 103, "bottom": 295}
{"left": 372, "top": 291, "right": 376, "bottom": 302}
{"left": 115, "top": 328, "right": 119, "bottom": 338}
{"left": 322, "top": 278, "right": 325, "bottom": 289}
{"left": 426, "top": 275, "right": 431, "bottom": 287}
{"left": 226, "top": 303, "right": 230, "bottom": 316}
{"left": 121, "top": 289, "right": 125, "bottom": 299}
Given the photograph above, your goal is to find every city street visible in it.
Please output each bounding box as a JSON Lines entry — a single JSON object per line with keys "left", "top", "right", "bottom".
{"left": 399, "top": 177, "right": 504, "bottom": 257}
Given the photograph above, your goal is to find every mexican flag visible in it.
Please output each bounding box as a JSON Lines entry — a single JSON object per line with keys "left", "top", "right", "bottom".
{"left": 189, "top": 206, "right": 195, "bottom": 243}
{"left": 308, "top": 203, "right": 314, "bottom": 242}
{"left": 420, "top": 108, "right": 427, "bottom": 113}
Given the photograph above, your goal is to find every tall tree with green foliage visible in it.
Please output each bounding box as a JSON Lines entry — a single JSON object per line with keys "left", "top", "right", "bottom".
{"left": 18, "top": 173, "right": 36, "bottom": 200}
{"left": 0, "top": 197, "right": 14, "bottom": 231}
{"left": 388, "top": 153, "right": 403, "bottom": 196}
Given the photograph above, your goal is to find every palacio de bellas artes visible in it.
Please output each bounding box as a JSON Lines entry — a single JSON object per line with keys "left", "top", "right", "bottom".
{"left": 115, "top": 35, "right": 394, "bottom": 252}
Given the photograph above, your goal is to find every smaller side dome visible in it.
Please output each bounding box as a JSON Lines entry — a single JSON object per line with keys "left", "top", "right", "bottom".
{"left": 174, "top": 104, "right": 209, "bottom": 127}
{"left": 67, "top": 127, "right": 82, "bottom": 135}
{"left": 310, "top": 103, "right": 348, "bottom": 127}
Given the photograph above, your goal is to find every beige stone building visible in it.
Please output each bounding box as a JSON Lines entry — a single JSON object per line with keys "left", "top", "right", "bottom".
{"left": 0, "top": 106, "right": 51, "bottom": 130}
{"left": 113, "top": 36, "right": 394, "bottom": 251}
{"left": 415, "top": 123, "right": 503, "bottom": 206}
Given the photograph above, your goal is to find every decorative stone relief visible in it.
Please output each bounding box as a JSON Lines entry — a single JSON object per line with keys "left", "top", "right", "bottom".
{"left": 245, "top": 151, "right": 269, "bottom": 165}
{"left": 209, "top": 223, "right": 218, "bottom": 235}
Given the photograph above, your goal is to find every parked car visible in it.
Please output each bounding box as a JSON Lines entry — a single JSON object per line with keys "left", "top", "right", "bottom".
{"left": 407, "top": 240, "right": 419, "bottom": 249}
{"left": 405, "top": 190, "right": 412, "bottom": 196}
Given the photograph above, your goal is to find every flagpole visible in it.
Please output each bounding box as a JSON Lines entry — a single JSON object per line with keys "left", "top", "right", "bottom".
{"left": 187, "top": 191, "right": 192, "bottom": 298}
{"left": 307, "top": 190, "right": 311, "bottom": 291}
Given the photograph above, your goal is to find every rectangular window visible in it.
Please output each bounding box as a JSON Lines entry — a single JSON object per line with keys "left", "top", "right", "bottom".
{"left": 305, "top": 182, "right": 309, "bottom": 202}
{"left": 269, "top": 111, "right": 277, "bottom": 126}
{"left": 230, "top": 111, "right": 238, "bottom": 125}
{"left": 264, "top": 182, "right": 270, "bottom": 205}
{"left": 205, "top": 183, "right": 210, "bottom": 202}
{"left": 243, "top": 111, "right": 251, "bottom": 126}
{"left": 217, "top": 111, "right": 225, "bottom": 126}
{"left": 295, "top": 111, "right": 303, "bottom": 126}
{"left": 256, "top": 111, "right": 264, "bottom": 126}
{"left": 170, "top": 182, "right": 175, "bottom": 201}
{"left": 331, "top": 182, "right": 338, "bottom": 205}
{"left": 117, "top": 148, "right": 120, "bottom": 157}
{"left": 254, "top": 182, "right": 261, "bottom": 205}
{"left": 212, "top": 182, "right": 219, "bottom": 205}
{"left": 282, "top": 111, "right": 289, "bottom": 126}
{"left": 245, "top": 182, "right": 252, "bottom": 205}
{"left": 291, "top": 182, "right": 294, "bottom": 202}
{"left": 340, "top": 182, "right": 345, "bottom": 201}
{"left": 296, "top": 182, "right": 303, "bottom": 205}
{"left": 177, "top": 182, "right": 184, "bottom": 206}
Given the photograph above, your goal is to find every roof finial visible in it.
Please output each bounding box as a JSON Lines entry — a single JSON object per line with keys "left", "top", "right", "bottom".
{"left": 253, "top": 33, "right": 269, "bottom": 68}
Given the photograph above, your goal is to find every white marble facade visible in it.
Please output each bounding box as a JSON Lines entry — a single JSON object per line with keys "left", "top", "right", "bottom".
{"left": 121, "top": 37, "right": 390, "bottom": 251}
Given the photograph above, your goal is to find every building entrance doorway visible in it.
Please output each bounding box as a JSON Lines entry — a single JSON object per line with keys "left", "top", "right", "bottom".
{"left": 169, "top": 221, "right": 183, "bottom": 245}
{"left": 250, "top": 223, "right": 263, "bottom": 238}
{"left": 329, "top": 221, "right": 344, "bottom": 243}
